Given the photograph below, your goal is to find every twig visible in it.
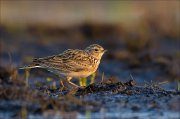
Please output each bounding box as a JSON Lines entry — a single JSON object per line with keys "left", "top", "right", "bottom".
{"left": 25, "top": 68, "right": 30, "bottom": 87}
{"left": 101, "top": 72, "right": 104, "bottom": 83}
{"left": 130, "top": 74, "right": 134, "bottom": 80}
{"left": 8, "top": 52, "right": 12, "bottom": 65}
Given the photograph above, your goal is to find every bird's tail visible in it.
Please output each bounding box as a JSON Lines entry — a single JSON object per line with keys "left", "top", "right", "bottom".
{"left": 19, "top": 58, "right": 41, "bottom": 69}
{"left": 19, "top": 64, "right": 41, "bottom": 69}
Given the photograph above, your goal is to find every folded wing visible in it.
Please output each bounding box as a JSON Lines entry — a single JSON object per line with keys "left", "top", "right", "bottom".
{"left": 32, "top": 49, "right": 92, "bottom": 73}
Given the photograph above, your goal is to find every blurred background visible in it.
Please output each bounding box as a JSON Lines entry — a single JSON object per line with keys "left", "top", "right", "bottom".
{"left": 0, "top": 1, "right": 180, "bottom": 89}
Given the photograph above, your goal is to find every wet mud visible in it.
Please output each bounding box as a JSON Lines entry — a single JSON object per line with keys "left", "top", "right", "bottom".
{"left": 0, "top": 66, "right": 179, "bottom": 119}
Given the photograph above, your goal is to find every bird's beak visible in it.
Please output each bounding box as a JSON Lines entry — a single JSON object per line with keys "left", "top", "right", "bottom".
{"left": 103, "top": 49, "right": 107, "bottom": 53}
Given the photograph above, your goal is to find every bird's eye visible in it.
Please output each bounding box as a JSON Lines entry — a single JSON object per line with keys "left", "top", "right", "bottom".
{"left": 94, "top": 49, "right": 98, "bottom": 51}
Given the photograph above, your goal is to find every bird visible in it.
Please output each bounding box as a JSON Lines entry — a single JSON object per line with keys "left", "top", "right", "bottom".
{"left": 20, "top": 44, "right": 106, "bottom": 89}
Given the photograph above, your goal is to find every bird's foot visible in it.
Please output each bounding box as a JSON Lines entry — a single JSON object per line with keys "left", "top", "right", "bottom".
{"left": 68, "top": 81, "right": 79, "bottom": 88}
{"left": 59, "top": 80, "right": 69, "bottom": 91}
{"left": 77, "top": 86, "right": 86, "bottom": 90}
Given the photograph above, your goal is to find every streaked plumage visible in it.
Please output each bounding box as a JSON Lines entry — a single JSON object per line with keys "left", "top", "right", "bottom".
{"left": 20, "top": 44, "right": 106, "bottom": 87}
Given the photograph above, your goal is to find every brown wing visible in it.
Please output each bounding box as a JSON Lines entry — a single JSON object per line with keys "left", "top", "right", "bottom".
{"left": 33, "top": 49, "right": 92, "bottom": 73}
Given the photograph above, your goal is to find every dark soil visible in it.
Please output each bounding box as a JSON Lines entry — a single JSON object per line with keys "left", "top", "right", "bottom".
{"left": 0, "top": 66, "right": 179, "bottom": 119}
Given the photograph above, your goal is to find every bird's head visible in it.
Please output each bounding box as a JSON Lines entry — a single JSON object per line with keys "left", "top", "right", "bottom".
{"left": 85, "top": 44, "right": 106, "bottom": 59}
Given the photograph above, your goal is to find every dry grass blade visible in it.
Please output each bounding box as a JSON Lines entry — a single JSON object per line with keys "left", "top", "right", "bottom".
{"left": 25, "top": 68, "right": 30, "bottom": 87}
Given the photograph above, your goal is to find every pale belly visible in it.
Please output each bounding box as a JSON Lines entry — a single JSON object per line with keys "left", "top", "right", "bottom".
{"left": 65, "top": 62, "right": 100, "bottom": 78}
{"left": 67, "top": 70, "right": 95, "bottom": 78}
{"left": 47, "top": 61, "right": 100, "bottom": 78}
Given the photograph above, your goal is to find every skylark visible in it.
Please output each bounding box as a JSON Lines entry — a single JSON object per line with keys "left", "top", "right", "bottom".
{"left": 20, "top": 44, "right": 106, "bottom": 88}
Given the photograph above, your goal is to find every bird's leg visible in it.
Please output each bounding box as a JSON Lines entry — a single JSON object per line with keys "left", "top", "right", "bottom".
{"left": 59, "top": 80, "right": 65, "bottom": 91}
{"left": 59, "top": 75, "right": 68, "bottom": 91}
{"left": 67, "top": 77, "right": 79, "bottom": 88}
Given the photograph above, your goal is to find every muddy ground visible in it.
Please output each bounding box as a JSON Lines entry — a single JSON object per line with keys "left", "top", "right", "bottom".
{"left": 0, "top": 66, "right": 180, "bottom": 119}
